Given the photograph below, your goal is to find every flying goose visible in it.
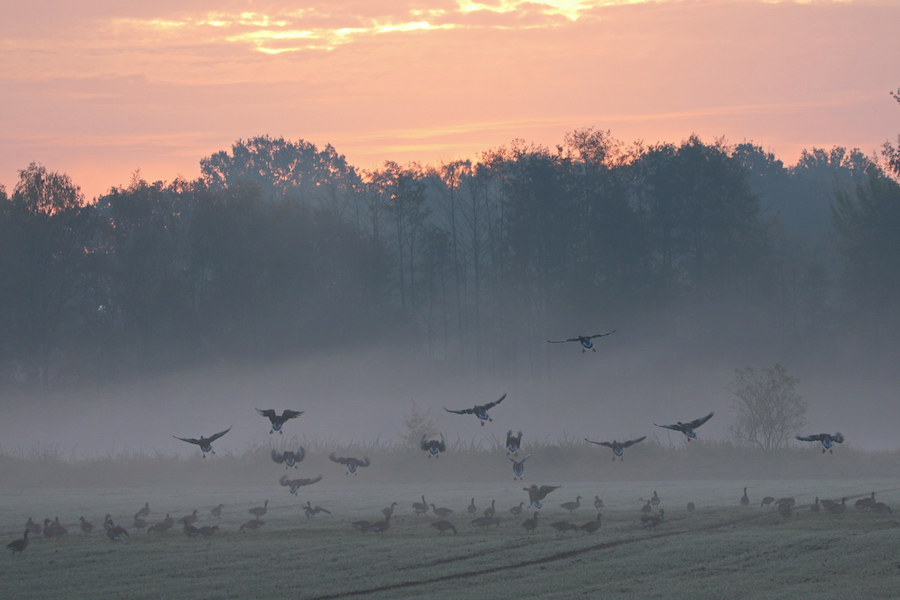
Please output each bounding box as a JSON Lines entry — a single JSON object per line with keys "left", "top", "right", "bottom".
{"left": 173, "top": 426, "right": 232, "bottom": 457}
{"left": 211, "top": 504, "right": 225, "bottom": 519}
{"left": 509, "top": 454, "right": 531, "bottom": 480}
{"left": 547, "top": 330, "right": 617, "bottom": 352}
{"left": 431, "top": 520, "right": 457, "bottom": 534}
{"left": 560, "top": 496, "right": 582, "bottom": 513}
{"left": 430, "top": 504, "right": 453, "bottom": 519}
{"left": 654, "top": 412, "right": 714, "bottom": 441}
{"left": 5, "top": 530, "right": 29, "bottom": 555}
{"left": 525, "top": 484, "right": 560, "bottom": 509}
{"left": 506, "top": 430, "right": 523, "bottom": 456}
{"left": 577, "top": 512, "right": 602, "bottom": 534}
{"left": 239, "top": 519, "right": 265, "bottom": 532}
{"left": 444, "top": 394, "right": 506, "bottom": 426}
{"left": 585, "top": 436, "right": 646, "bottom": 461}
{"left": 248, "top": 501, "right": 269, "bottom": 518}
{"left": 280, "top": 474, "right": 322, "bottom": 495}
{"left": 740, "top": 487, "right": 749, "bottom": 507}
{"left": 412, "top": 496, "right": 429, "bottom": 517}
{"left": 796, "top": 432, "right": 844, "bottom": 454}
{"left": 256, "top": 409, "right": 304, "bottom": 434}
{"left": 303, "top": 502, "right": 332, "bottom": 521}
{"left": 329, "top": 453, "right": 370, "bottom": 475}
{"left": 521, "top": 512, "right": 539, "bottom": 532}
{"left": 271, "top": 448, "right": 305, "bottom": 469}
{"left": 421, "top": 434, "right": 446, "bottom": 458}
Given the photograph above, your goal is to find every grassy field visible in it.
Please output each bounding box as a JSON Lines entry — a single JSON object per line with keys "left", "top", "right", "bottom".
{"left": 2, "top": 479, "right": 899, "bottom": 600}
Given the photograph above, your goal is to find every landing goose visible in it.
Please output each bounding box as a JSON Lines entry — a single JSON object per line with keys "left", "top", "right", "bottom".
{"left": 547, "top": 331, "right": 617, "bottom": 353}
{"left": 506, "top": 430, "right": 523, "bottom": 456}
{"left": 654, "top": 413, "right": 713, "bottom": 442}
{"left": 256, "top": 409, "right": 304, "bottom": 434}
{"left": 173, "top": 427, "right": 231, "bottom": 457}
{"left": 444, "top": 394, "right": 506, "bottom": 426}
{"left": 280, "top": 474, "right": 322, "bottom": 495}
{"left": 421, "top": 434, "right": 446, "bottom": 458}
{"left": 585, "top": 436, "right": 646, "bottom": 461}
{"left": 509, "top": 454, "right": 531, "bottom": 480}
{"left": 796, "top": 432, "right": 844, "bottom": 454}
{"left": 271, "top": 448, "right": 305, "bottom": 469}
{"left": 329, "top": 453, "right": 370, "bottom": 475}
{"left": 524, "top": 484, "right": 560, "bottom": 509}
{"left": 303, "top": 502, "right": 332, "bottom": 521}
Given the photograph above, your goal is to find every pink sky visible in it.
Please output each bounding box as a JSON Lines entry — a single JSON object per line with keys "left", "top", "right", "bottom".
{"left": 1, "top": 0, "right": 898, "bottom": 199}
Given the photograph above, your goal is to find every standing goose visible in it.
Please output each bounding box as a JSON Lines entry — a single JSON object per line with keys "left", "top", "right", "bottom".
{"left": 183, "top": 523, "right": 202, "bottom": 539}
{"left": 52, "top": 517, "right": 68, "bottom": 537}
{"left": 79, "top": 517, "right": 95, "bottom": 534}
{"left": 279, "top": 474, "right": 322, "bottom": 496}
{"left": 173, "top": 427, "right": 232, "bottom": 457}
{"left": 869, "top": 502, "right": 893, "bottom": 515}
{"left": 467, "top": 498, "right": 477, "bottom": 515}
{"left": 43, "top": 518, "right": 57, "bottom": 539}
{"left": 178, "top": 510, "right": 199, "bottom": 526}
{"left": 430, "top": 504, "right": 453, "bottom": 519}
{"left": 239, "top": 519, "right": 265, "bottom": 532}
{"left": 271, "top": 448, "right": 305, "bottom": 469}
{"left": 147, "top": 522, "right": 172, "bottom": 533}
{"left": 164, "top": 514, "right": 176, "bottom": 526}
{"left": 687, "top": 502, "right": 696, "bottom": 513}
{"left": 585, "top": 436, "right": 646, "bottom": 461}
{"left": 650, "top": 491, "right": 660, "bottom": 508}
{"left": 525, "top": 484, "right": 560, "bottom": 509}
{"left": 133, "top": 516, "right": 147, "bottom": 532}
{"left": 577, "top": 513, "right": 602, "bottom": 534}
{"left": 483, "top": 500, "right": 496, "bottom": 518}
{"left": 826, "top": 498, "right": 848, "bottom": 514}
{"left": 382, "top": 502, "right": 398, "bottom": 518}
{"left": 509, "top": 454, "right": 531, "bottom": 480}
{"left": 368, "top": 514, "right": 391, "bottom": 536}
{"left": 810, "top": 497, "right": 820, "bottom": 513}
{"left": 136, "top": 503, "right": 151, "bottom": 519}
{"left": 248, "top": 501, "right": 269, "bottom": 518}
{"left": 510, "top": 502, "right": 525, "bottom": 516}
{"left": 506, "top": 430, "right": 523, "bottom": 456}
{"left": 6, "top": 530, "right": 29, "bottom": 556}
{"left": 547, "top": 331, "right": 617, "bottom": 353}
{"left": 820, "top": 498, "right": 837, "bottom": 511}
{"left": 25, "top": 518, "right": 41, "bottom": 535}
{"left": 329, "top": 453, "right": 370, "bottom": 475}
{"left": 796, "top": 432, "right": 844, "bottom": 454}
{"left": 521, "top": 512, "right": 540, "bottom": 532}
{"left": 431, "top": 520, "right": 457, "bottom": 535}
{"left": 444, "top": 394, "right": 507, "bottom": 426}
{"left": 855, "top": 492, "right": 876, "bottom": 511}
{"left": 197, "top": 525, "right": 220, "bottom": 537}
{"left": 760, "top": 497, "right": 775, "bottom": 508}
{"left": 594, "top": 496, "right": 605, "bottom": 509}
{"left": 654, "top": 412, "right": 714, "bottom": 442}
{"left": 641, "top": 509, "right": 665, "bottom": 529}
{"left": 256, "top": 409, "right": 304, "bottom": 434}
{"left": 420, "top": 434, "right": 446, "bottom": 458}
{"left": 641, "top": 500, "right": 652, "bottom": 514}
{"left": 471, "top": 516, "right": 501, "bottom": 528}
{"left": 740, "top": 487, "right": 750, "bottom": 507}
{"left": 412, "top": 496, "right": 429, "bottom": 517}
{"left": 210, "top": 504, "right": 225, "bottom": 519}
{"left": 560, "top": 496, "right": 582, "bottom": 513}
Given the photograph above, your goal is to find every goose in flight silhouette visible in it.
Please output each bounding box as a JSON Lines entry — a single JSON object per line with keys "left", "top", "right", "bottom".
{"left": 444, "top": 394, "right": 506, "bottom": 425}
{"left": 173, "top": 427, "right": 232, "bottom": 457}
{"left": 585, "top": 436, "right": 646, "bottom": 461}
{"left": 256, "top": 409, "right": 304, "bottom": 434}
{"left": 547, "top": 330, "right": 617, "bottom": 352}
{"left": 796, "top": 432, "right": 844, "bottom": 454}
{"left": 654, "top": 413, "right": 713, "bottom": 441}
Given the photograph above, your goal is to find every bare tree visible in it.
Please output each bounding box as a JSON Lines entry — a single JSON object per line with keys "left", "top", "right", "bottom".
{"left": 727, "top": 364, "right": 806, "bottom": 450}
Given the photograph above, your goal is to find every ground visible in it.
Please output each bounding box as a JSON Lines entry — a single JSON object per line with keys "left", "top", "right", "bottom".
{"left": 2, "top": 480, "right": 899, "bottom": 599}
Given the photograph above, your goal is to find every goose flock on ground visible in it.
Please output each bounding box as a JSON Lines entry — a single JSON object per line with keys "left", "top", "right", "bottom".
{"left": 3, "top": 331, "right": 876, "bottom": 556}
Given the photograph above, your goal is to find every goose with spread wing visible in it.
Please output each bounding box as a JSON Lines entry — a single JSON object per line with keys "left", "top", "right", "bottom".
{"left": 421, "top": 434, "right": 446, "bottom": 458}
{"left": 256, "top": 409, "right": 304, "bottom": 434}
{"left": 444, "top": 394, "right": 506, "bottom": 425}
{"left": 280, "top": 474, "right": 322, "bottom": 496}
{"left": 525, "top": 484, "right": 560, "bottom": 509}
{"left": 548, "top": 330, "right": 617, "bottom": 353}
{"left": 654, "top": 412, "right": 713, "bottom": 441}
{"left": 329, "top": 453, "right": 370, "bottom": 475}
{"left": 585, "top": 436, "right": 646, "bottom": 461}
{"left": 796, "top": 432, "right": 844, "bottom": 454}
{"left": 271, "top": 447, "right": 305, "bottom": 469}
{"left": 509, "top": 454, "right": 531, "bottom": 480}
{"left": 173, "top": 427, "right": 232, "bottom": 457}
{"left": 506, "top": 430, "right": 523, "bottom": 456}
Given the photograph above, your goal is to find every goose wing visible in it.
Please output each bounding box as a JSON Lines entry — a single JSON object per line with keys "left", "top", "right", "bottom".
{"left": 297, "top": 475, "right": 322, "bottom": 487}
{"left": 483, "top": 393, "right": 507, "bottom": 410}
{"left": 584, "top": 439, "right": 613, "bottom": 448}
{"left": 622, "top": 436, "right": 647, "bottom": 448}
{"left": 547, "top": 337, "right": 580, "bottom": 343}
{"left": 271, "top": 450, "right": 286, "bottom": 464}
{"left": 653, "top": 422, "right": 682, "bottom": 432}
{"left": 204, "top": 427, "right": 232, "bottom": 443}
{"left": 587, "top": 330, "right": 617, "bottom": 339}
{"left": 444, "top": 407, "right": 474, "bottom": 415}
{"left": 832, "top": 432, "right": 845, "bottom": 444}
{"left": 173, "top": 436, "right": 201, "bottom": 445}
{"left": 687, "top": 413, "right": 714, "bottom": 429}
{"left": 256, "top": 408, "right": 277, "bottom": 419}
{"left": 796, "top": 433, "right": 826, "bottom": 442}
{"left": 329, "top": 453, "right": 348, "bottom": 464}
{"left": 281, "top": 410, "right": 304, "bottom": 420}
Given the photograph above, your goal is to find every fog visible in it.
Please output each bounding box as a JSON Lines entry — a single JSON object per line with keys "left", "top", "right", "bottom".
{"left": 2, "top": 334, "right": 897, "bottom": 463}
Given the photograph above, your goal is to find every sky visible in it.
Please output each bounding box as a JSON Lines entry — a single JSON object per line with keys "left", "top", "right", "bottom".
{"left": 1, "top": 0, "right": 899, "bottom": 199}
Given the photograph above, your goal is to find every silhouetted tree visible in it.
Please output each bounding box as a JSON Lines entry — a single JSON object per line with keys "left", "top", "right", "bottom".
{"left": 728, "top": 364, "right": 806, "bottom": 450}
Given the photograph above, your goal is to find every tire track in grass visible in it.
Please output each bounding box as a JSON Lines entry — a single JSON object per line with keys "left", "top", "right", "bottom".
{"left": 304, "top": 511, "right": 769, "bottom": 600}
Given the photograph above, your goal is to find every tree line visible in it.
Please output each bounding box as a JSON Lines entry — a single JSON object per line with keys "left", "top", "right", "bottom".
{"left": 1, "top": 117, "right": 899, "bottom": 388}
